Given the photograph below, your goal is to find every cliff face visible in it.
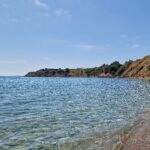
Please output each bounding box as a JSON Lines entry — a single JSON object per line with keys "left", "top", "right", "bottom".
{"left": 121, "top": 56, "right": 150, "bottom": 78}
{"left": 25, "top": 55, "right": 150, "bottom": 78}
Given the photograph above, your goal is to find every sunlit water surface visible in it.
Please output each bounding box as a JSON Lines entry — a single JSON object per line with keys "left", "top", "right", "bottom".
{"left": 1, "top": 77, "right": 150, "bottom": 149}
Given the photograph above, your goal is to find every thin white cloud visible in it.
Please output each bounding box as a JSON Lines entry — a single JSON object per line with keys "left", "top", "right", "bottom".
{"left": 1, "top": 3, "right": 9, "bottom": 8}
{"left": 42, "top": 37, "right": 107, "bottom": 52}
{"left": 54, "top": 9, "right": 72, "bottom": 19}
{"left": 43, "top": 57, "right": 50, "bottom": 61}
{"left": 33, "top": 0, "right": 48, "bottom": 9}
{"left": 131, "top": 44, "right": 140, "bottom": 48}
{"left": 121, "top": 34, "right": 140, "bottom": 42}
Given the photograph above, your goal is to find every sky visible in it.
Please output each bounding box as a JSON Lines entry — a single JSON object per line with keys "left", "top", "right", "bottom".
{"left": 0, "top": 0, "right": 150, "bottom": 75}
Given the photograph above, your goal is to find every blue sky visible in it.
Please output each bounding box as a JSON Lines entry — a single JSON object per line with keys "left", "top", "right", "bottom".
{"left": 0, "top": 0, "right": 150, "bottom": 75}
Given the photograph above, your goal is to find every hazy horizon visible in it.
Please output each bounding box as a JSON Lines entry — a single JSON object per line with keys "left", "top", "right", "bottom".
{"left": 0, "top": 0, "right": 150, "bottom": 75}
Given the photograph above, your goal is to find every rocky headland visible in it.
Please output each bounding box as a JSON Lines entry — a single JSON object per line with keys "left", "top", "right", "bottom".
{"left": 26, "top": 55, "right": 150, "bottom": 78}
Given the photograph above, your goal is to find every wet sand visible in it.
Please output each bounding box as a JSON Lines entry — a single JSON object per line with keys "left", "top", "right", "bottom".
{"left": 122, "top": 113, "right": 150, "bottom": 150}
{"left": 88, "top": 113, "right": 150, "bottom": 150}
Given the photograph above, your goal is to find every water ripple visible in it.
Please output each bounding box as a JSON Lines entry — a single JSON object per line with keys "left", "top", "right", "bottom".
{"left": 0, "top": 77, "right": 150, "bottom": 149}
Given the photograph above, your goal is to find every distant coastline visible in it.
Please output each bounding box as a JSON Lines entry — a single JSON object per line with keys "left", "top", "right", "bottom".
{"left": 25, "top": 55, "right": 150, "bottom": 78}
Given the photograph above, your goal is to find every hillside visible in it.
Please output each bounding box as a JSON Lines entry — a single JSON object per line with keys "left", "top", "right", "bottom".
{"left": 121, "top": 56, "right": 150, "bottom": 78}
{"left": 25, "top": 55, "right": 150, "bottom": 78}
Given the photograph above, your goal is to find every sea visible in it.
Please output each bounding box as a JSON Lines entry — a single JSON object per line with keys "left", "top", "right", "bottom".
{"left": 1, "top": 77, "right": 150, "bottom": 149}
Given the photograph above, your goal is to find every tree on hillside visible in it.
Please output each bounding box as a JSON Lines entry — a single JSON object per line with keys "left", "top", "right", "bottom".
{"left": 108, "top": 61, "right": 122, "bottom": 75}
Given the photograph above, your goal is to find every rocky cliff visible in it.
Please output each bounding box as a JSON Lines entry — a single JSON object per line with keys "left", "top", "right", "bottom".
{"left": 121, "top": 56, "right": 150, "bottom": 78}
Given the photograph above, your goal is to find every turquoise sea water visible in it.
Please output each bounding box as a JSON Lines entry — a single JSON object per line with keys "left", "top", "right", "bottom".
{"left": 1, "top": 77, "right": 150, "bottom": 149}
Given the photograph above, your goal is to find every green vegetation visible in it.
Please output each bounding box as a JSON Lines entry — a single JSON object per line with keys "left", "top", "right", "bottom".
{"left": 116, "top": 60, "right": 133, "bottom": 76}
{"left": 25, "top": 60, "right": 133, "bottom": 77}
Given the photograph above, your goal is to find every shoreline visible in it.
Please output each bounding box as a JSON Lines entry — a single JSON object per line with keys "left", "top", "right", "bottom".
{"left": 59, "top": 111, "right": 150, "bottom": 150}
{"left": 121, "top": 113, "right": 150, "bottom": 150}
{"left": 91, "top": 112, "right": 150, "bottom": 150}
{"left": 50, "top": 112, "right": 149, "bottom": 150}
{"left": 23, "top": 76, "right": 150, "bottom": 80}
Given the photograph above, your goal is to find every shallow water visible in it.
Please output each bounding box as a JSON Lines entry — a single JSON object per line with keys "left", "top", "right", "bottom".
{"left": 0, "top": 77, "right": 150, "bottom": 149}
